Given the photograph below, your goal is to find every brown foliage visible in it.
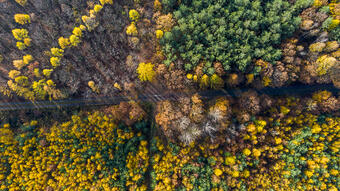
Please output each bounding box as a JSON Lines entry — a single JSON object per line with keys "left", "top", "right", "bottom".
{"left": 155, "top": 13, "right": 175, "bottom": 32}
{"left": 105, "top": 101, "right": 145, "bottom": 126}
{"left": 189, "top": 94, "right": 205, "bottom": 123}
{"left": 238, "top": 90, "right": 261, "bottom": 115}
{"left": 164, "top": 69, "right": 186, "bottom": 90}
{"left": 214, "top": 62, "right": 225, "bottom": 76}
{"left": 227, "top": 73, "right": 240, "bottom": 87}
{"left": 271, "top": 62, "right": 289, "bottom": 87}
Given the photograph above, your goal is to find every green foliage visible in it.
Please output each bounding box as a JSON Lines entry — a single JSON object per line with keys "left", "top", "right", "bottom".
{"left": 160, "top": 0, "right": 304, "bottom": 73}
{"left": 329, "top": 26, "right": 340, "bottom": 42}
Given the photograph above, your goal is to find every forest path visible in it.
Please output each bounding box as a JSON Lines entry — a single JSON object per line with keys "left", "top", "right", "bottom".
{"left": 0, "top": 84, "right": 338, "bottom": 111}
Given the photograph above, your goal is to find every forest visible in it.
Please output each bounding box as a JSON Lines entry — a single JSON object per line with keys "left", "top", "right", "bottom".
{"left": 0, "top": 0, "right": 339, "bottom": 190}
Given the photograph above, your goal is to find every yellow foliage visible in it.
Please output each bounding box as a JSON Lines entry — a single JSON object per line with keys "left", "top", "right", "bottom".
{"left": 81, "top": 14, "right": 98, "bottom": 31}
{"left": 69, "top": 35, "right": 81, "bottom": 47}
{"left": 50, "top": 57, "right": 61, "bottom": 68}
{"left": 210, "top": 74, "right": 224, "bottom": 89}
{"left": 155, "top": 29, "right": 164, "bottom": 39}
{"left": 34, "top": 68, "right": 41, "bottom": 78}
{"left": 79, "top": 25, "right": 87, "bottom": 31}
{"left": 232, "top": 171, "right": 239, "bottom": 178}
{"left": 324, "top": 41, "right": 339, "bottom": 52}
{"left": 94, "top": 4, "right": 103, "bottom": 13}
{"left": 23, "top": 54, "right": 33, "bottom": 65}
{"left": 114, "top": 82, "right": 121, "bottom": 90}
{"left": 13, "top": 60, "right": 26, "bottom": 70}
{"left": 252, "top": 148, "right": 261, "bottom": 157}
{"left": 43, "top": 69, "right": 53, "bottom": 78}
{"left": 72, "top": 27, "right": 82, "bottom": 37}
{"left": 280, "top": 106, "right": 290, "bottom": 115}
{"left": 214, "top": 169, "right": 223, "bottom": 176}
{"left": 137, "top": 62, "right": 155, "bottom": 82}
{"left": 0, "top": 128, "right": 15, "bottom": 144}
{"left": 309, "top": 42, "right": 326, "bottom": 52}
{"left": 50, "top": 48, "right": 64, "bottom": 57}
{"left": 312, "top": 90, "right": 332, "bottom": 102}
{"left": 15, "top": 0, "right": 27, "bottom": 6}
{"left": 247, "top": 124, "right": 256, "bottom": 132}
{"left": 24, "top": 37, "right": 31, "bottom": 46}
{"left": 313, "top": 0, "right": 326, "bottom": 7}
{"left": 8, "top": 70, "right": 21, "bottom": 79}
{"left": 225, "top": 156, "right": 236, "bottom": 165}
{"left": 262, "top": 76, "right": 271, "bottom": 86}
{"left": 58, "top": 37, "right": 70, "bottom": 49}
{"left": 275, "top": 137, "right": 282, "bottom": 144}
{"left": 126, "top": 23, "right": 138, "bottom": 36}
{"left": 46, "top": 80, "right": 55, "bottom": 87}
{"left": 14, "top": 76, "right": 29, "bottom": 86}
{"left": 243, "top": 148, "right": 251, "bottom": 156}
{"left": 88, "top": 80, "right": 95, "bottom": 87}
{"left": 246, "top": 73, "right": 254, "bottom": 84}
{"left": 16, "top": 41, "right": 26, "bottom": 50}
{"left": 100, "top": 0, "right": 113, "bottom": 5}
{"left": 88, "top": 80, "right": 100, "bottom": 93}
{"left": 129, "top": 9, "right": 140, "bottom": 22}
{"left": 14, "top": 14, "right": 30, "bottom": 25}
{"left": 89, "top": 9, "right": 96, "bottom": 16}
{"left": 199, "top": 74, "right": 210, "bottom": 88}
{"left": 154, "top": 0, "right": 162, "bottom": 11}
{"left": 193, "top": 75, "right": 198, "bottom": 82}
{"left": 328, "top": 19, "right": 339, "bottom": 30}
{"left": 12, "top": 29, "right": 28, "bottom": 41}
{"left": 316, "top": 55, "right": 336, "bottom": 76}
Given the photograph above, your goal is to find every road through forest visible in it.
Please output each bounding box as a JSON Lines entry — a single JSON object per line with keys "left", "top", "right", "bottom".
{"left": 0, "top": 84, "right": 338, "bottom": 111}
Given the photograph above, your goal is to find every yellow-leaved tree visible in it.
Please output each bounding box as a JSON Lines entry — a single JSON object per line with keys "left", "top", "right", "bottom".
{"left": 137, "top": 62, "right": 155, "bottom": 82}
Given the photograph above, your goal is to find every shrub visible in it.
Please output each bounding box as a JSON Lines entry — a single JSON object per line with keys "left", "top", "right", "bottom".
{"left": 14, "top": 14, "right": 30, "bottom": 25}
{"left": 13, "top": 60, "right": 26, "bottom": 70}
{"left": 72, "top": 27, "right": 82, "bottom": 37}
{"left": 210, "top": 74, "right": 224, "bottom": 89}
{"left": 33, "top": 68, "right": 41, "bottom": 78}
{"left": 8, "top": 70, "right": 21, "bottom": 79}
{"left": 160, "top": 0, "right": 304, "bottom": 73}
{"left": 94, "top": 4, "right": 103, "bottom": 13}
{"left": 155, "top": 29, "right": 164, "bottom": 39}
{"left": 129, "top": 9, "right": 140, "bottom": 22}
{"left": 309, "top": 42, "right": 326, "bottom": 52}
{"left": 42, "top": 69, "right": 53, "bottom": 78}
{"left": 16, "top": 41, "right": 26, "bottom": 50}
{"left": 88, "top": 80, "right": 100, "bottom": 93}
{"left": 69, "top": 35, "right": 81, "bottom": 47}
{"left": 126, "top": 23, "right": 138, "bottom": 36}
{"left": 316, "top": 55, "right": 337, "bottom": 76}
{"left": 50, "top": 57, "right": 61, "bottom": 68}
{"left": 199, "top": 74, "right": 209, "bottom": 88}
{"left": 154, "top": 0, "right": 162, "bottom": 11}
{"left": 46, "top": 80, "right": 55, "bottom": 87}
{"left": 58, "top": 37, "right": 70, "bottom": 49}
{"left": 22, "top": 54, "right": 33, "bottom": 65}
{"left": 23, "top": 37, "right": 31, "bottom": 46}
{"left": 12, "top": 29, "right": 28, "bottom": 41}
{"left": 137, "top": 62, "right": 156, "bottom": 82}
{"left": 50, "top": 48, "right": 64, "bottom": 57}
{"left": 15, "top": 0, "right": 27, "bottom": 6}
{"left": 82, "top": 14, "right": 99, "bottom": 31}
{"left": 14, "top": 76, "right": 29, "bottom": 86}
{"left": 100, "top": 0, "right": 113, "bottom": 5}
